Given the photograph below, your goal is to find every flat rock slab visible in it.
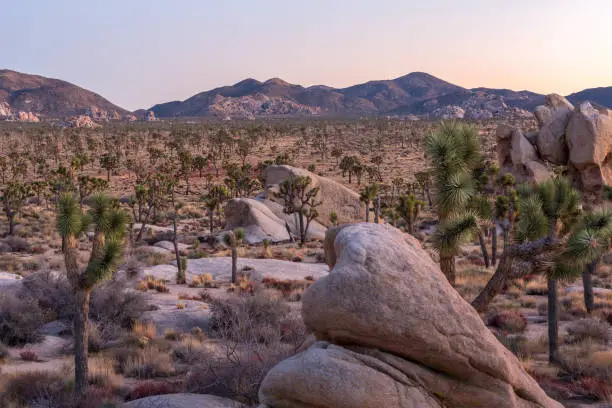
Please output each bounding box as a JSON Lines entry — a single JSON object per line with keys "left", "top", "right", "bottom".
{"left": 0, "top": 272, "right": 23, "bottom": 291}
{"left": 185, "top": 257, "right": 329, "bottom": 282}
{"left": 122, "top": 393, "right": 246, "bottom": 408}
{"left": 142, "top": 296, "right": 210, "bottom": 334}
{"left": 565, "top": 286, "right": 612, "bottom": 295}
{"left": 154, "top": 240, "right": 190, "bottom": 253}
{"left": 141, "top": 264, "right": 180, "bottom": 281}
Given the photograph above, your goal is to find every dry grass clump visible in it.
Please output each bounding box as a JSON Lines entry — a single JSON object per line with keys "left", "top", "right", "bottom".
{"left": 487, "top": 309, "right": 528, "bottom": 334}
{"left": 122, "top": 346, "right": 176, "bottom": 379}
{"left": 525, "top": 277, "right": 548, "bottom": 295}
{"left": 261, "top": 276, "right": 313, "bottom": 301}
{"left": 19, "top": 349, "right": 39, "bottom": 361}
{"left": 138, "top": 275, "right": 170, "bottom": 293}
{"left": 138, "top": 251, "right": 172, "bottom": 267}
{"left": 189, "top": 273, "right": 216, "bottom": 288}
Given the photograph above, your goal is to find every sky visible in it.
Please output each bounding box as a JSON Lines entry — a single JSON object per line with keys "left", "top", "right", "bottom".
{"left": 2, "top": 0, "right": 611, "bottom": 111}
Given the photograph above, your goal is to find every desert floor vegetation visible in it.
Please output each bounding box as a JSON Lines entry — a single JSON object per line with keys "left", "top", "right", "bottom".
{"left": 0, "top": 117, "right": 610, "bottom": 407}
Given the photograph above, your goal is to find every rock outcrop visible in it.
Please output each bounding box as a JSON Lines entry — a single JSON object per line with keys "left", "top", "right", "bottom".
{"left": 566, "top": 101, "right": 612, "bottom": 193}
{"left": 499, "top": 94, "right": 612, "bottom": 199}
{"left": 224, "top": 198, "right": 326, "bottom": 244}
{"left": 497, "top": 124, "right": 552, "bottom": 183}
{"left": 259, "top": 223, "right": 562, "bottom": 408}
{"left": 262, "top": 165, "right": 363, "bottom": 226}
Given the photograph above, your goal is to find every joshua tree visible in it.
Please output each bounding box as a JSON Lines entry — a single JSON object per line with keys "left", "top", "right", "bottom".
{"left": 414, "top": 171, "right": 433, "bottom": 207}
{"left": 339, "top": 156, "right": 359, "bottom": 184}
{"left": 573, "top": 210, "right": 612, "bottom": 314}
{"left": 360, "top": 184, "right": 379, "bottom": 222}
{"left": 276, "top": 176, "right": 321, "bottom": 244}
{"left": 192, "top": 155, "right": 208, "bottom": 178}
{"left": 1, "top": 182, "right": 31, "bottom": 235}
{"left": 77, "top": 176, "right": 108, "bottom": 205}
{"left": 224, "top": 228, "right": 244, "bottom": 284}
{"left": 178, "top": 150, "right": 193, "bottom": 195}
{"left": 57, "top": 193, "right": 127, "bottom": 395}
{"left": 331, "top": 147, "right": 343, "bottom": 166}
{"left": 425, "top": 122, "right": 481, "bottom": 285}
{"left": 396, "top": 193, "right": 423, "bottom": 234}
{"left": 203, "top": 185, "right": 230, "bottom": 235}
{"left": 99, "top": 153, "right": 119, "bottom": 181}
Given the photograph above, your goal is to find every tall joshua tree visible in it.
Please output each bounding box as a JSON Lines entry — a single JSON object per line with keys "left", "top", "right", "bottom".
{"left": 57, "top": 193, "right": 128, "bottom": 395}
{"left": 359, "top": 183, "right": 379, "bottom": 223}
{"left": 224, "top": 228, "right": 245, "bottom": 284}
{"left": 395, "top": 193, "right": 423, "bottom": 234}
{"left": 426, "top": 122, "right": 481, "bottom": 285}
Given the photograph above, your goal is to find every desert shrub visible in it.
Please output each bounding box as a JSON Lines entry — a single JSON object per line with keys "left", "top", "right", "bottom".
{"left": 209, "top": 290, "right": 292, "bottom": 343}
{"left": 3, "top": 235, "right": 29, "bottom": 252}
{"left": 126, "top": 380, "right": 178, "bottom": 401}
{"left": 191, "top": 290, "right": 307, "bottom": 403}
{"left": 0, "top": 292, "right": 45, "bottom": 346}
{"left": 22, "top": 272, "right": 148, "bottom": 333}
{"left": 487, "top": 309, "right": 528, "bottom": 333}
{"left": 0, "top": 371, "right": 66, "bottom": 407}
{"left": 172, "top": 336, "right": 205, "bottom": 364}
{"left": 566, "top": 318, "right": 610, "bottom": 344}
{"left": 186, "top": 345, "right": 293, "bottom": 404}
{"left": 90, "top": 279, "right": 149, "bottom": 330}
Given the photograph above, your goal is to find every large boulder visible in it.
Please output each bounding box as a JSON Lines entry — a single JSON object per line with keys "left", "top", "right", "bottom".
{"left": 566, "top": 101, "right": 612, "bottom": 195}
{"left": 496, "top": 124, "right": 551, "bottom": 183}
{"left": 535, "top": 94, "right": 574, "bottom": 164}
{"left": 224, "top": 198, "right": 326, "bottom": 244}
{"left": 510, "top": 128, "right": 538, "bottom": 166}
{"left": 122, "top": 393, "right": 245, "bottom": 408}
{"left": 259, "top": 223, "right": 562, "bottom": 408}
{"left": 262, "top": 165, "right": 363, "bottom": 226}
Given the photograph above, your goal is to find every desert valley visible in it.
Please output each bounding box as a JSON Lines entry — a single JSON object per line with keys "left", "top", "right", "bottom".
{"left": 2, "top": 2, "right": 612, "bottom": 407}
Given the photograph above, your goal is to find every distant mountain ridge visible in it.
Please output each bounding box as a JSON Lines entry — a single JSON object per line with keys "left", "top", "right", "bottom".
{"left": 0, "top": 69, "right": 133, "bottom": 122}
{"left": 150, "top": 73, "right": 612, "bottom": 120}
{"left": 1, "top": 69, "right": 610, "bottom": 122}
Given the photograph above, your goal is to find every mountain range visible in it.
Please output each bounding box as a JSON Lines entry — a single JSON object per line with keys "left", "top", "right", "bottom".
{"left": 1, "top": 69, "right": 611, "bottom": 122}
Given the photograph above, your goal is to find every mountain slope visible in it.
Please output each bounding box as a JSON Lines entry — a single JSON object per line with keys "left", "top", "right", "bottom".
{"left": 0, "top": 69, "right": 131, "bottom": 120}
{"left": 567, "top": 87, "right": 612, "bottom": 108}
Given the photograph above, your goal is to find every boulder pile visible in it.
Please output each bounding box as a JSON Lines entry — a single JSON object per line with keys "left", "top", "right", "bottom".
{"left": 258, "top": 223, "right": 562, "bottom": 408}
{"left": 498, "top": 94, "right": 612, "bottom": 200}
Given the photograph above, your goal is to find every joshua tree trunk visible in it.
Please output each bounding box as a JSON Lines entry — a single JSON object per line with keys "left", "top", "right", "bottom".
{"left": 548, "top": 279, "right": 559, "bottom": 364}
{"left": 478, "top": 232, "right": 490, "bottom": 268}
{"left": 471, "top": 254, "right": 511, "bottom": 312}
{"left": 231, "top": 246, "right": 237, "bottom": 284}
{"left": 374, "top": 197, "right": 380, "bottom": 224}
{"left": 74, "top": 288, "right": 91, "bottom": 395}
{"left": 440, "top": 254, "right": 456, "bottom": 286}
{"left": 173, "top": 215, "right": 185, "bottom": 284}
{"left": 106, "top": 169, "right": 110, "bottom": 181}
{"left": 364, "top": 202, "right": 370, "bottom": 222}
{"left": 491, "top": 226, "right": 497, "bottom": 266}
{"left": 407, "top": 216, "right": 414, "bottom": 235}
{"left": 208, "top": 209, "right": 214, "bottom": 235}
{"left": 583, "top": 260, "right": 597, "bottom": 314}
{"left": 298, "top": 212, "right": 305, "bottom": 244}
{"left": 7, "top": 211, "right": 15, "bottom": 235}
